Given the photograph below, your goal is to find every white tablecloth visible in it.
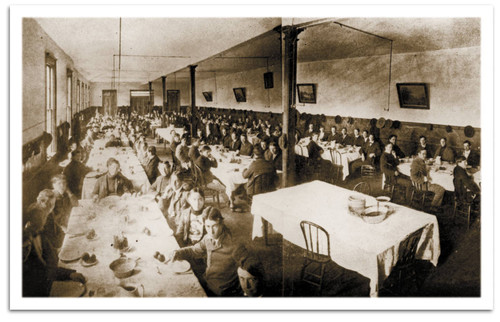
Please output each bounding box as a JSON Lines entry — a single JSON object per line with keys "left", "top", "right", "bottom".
{"left": 57, "top": 197, "right": 206, "bottom": 297}
{"left": 156, "top": 126, "right": 184, "bottom": 143}
{"left": 398, "top": 161, "right": 481, "bottom": 191}
{"left": 295, "top": 141, "right": 361, "bottom": 180}
{"left": 81, "top": 140, "right": 151, "bottom": 199}
{"left": 251, "top": 180, "right": 440, "bottom": 297}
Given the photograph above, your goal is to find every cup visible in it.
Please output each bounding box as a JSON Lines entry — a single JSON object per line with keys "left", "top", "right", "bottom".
{"left": 119, "top": 282, "right": 144, "bottom": 297}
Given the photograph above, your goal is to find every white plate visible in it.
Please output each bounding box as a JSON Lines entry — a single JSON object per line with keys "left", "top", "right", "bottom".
{"left": 168, "top": 260, "right": 191, "bottom": 273}
{"left": 59, "top": 247, "right": 82, "bottom": 262}
{"left": 81, "top": 258, "right": 99, "bottom": 267}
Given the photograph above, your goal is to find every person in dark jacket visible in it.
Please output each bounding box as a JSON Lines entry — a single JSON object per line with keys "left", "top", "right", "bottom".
{"left": 453, "top": 156, "right": 480, "bottom": 201}
{"left": 104, "top": 134, "right": 122, "bottom": 148}
{"left": 434, "top": 137, "right": 456, "bottom": 163}
{"left": 328, "top": 126, "right": 342, "bottom": 143}
{"left": 92, "top": 158, "right": 134, "bottom": 201}
{"left": 242, "top": 146, "right": 278, "bottom": 197}
{"left": 339, "top": 127, "right": 353, "bottom": 146}
{"left": 388, "top": 134, "right": 405, "bottom": 158}
{"left": 63, "top": 150, "right": 91, "bottom": 198}
{"left": 189, "top": 138, "right": 201, "bottom": 162}
{"left": 353, "top": 128, "right": 364, "bottom": 147}
{"left": 143, "top": 146, "right": 160, "bottom": 184}
{"left": 171, "top": 208, "right": 243, "bottom": 297}
{"left": 410, "top": 149, "right": 445, "bottom": 207}
{"left": 238, "top": 134, "right": 254, "bottom": 156}
{"left": 221, "top": 127, "right": 232, "bottom": 149}
{"left": 175, "top": 188, "right": 213, "bottom": 246}
{"left": 150, "top": 161, "right": 172, "bottom": 211}
{"left": 50, "top": 174, "right": 78, "bottom": 248}
{"left": 414, "top": 136, "right": 433, "bottom": 158}
{"left": 461, "top": 140, "right": 480, "bottom": 168}
{"left": 264, "top": 142, "right": 282, "bottom": 171}
{"left": 380, "top": 143, "right": 412, "bottom": 200}
{"left": 229, "top": 131, "right": 241, "bottom": 152}
{"left": 23, "top": 189, "right": 86, "bottom": 297}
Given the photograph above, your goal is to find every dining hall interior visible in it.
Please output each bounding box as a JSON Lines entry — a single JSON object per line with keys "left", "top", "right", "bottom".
{"left": 20, "top": 16, "right": 483, "bottom": 299}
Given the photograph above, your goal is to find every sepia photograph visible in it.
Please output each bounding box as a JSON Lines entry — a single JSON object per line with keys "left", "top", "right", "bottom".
{"left": 8, "top": 3, "right": 495, "bottom": 312}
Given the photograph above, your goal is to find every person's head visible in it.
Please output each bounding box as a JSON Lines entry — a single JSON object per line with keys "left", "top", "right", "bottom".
{"left": 440, "top": 137, "right": 447, "bottom": 147}
{"left": 26, "top": 189, "right": 56, "bottom": 234}
{"left": 240, "top": 134, "right": 247, "bottom": 144}
{"left": 362, "top": 130, "right": 368, "bottom": 138}
{"left": 308, "top": 123, "right": 314, "bottom": 131}
{"left": 419, "top": 136, "right": 427, "bottom": 146}
{"left": 354, "top": 128, "right": 360, "bottom": 137}
{"left": 260, "top": 140, "right": 268, "bottom": 151}
{"left": 418, "top": 149, "right": 427, "bottom": 160}
{"left": 205, "top": 207, "right": 224, "bottom": 239}
{"left": 106, "top": 158, "right": 120, "bottom": 177}
{"left": 269, "top": 142, "right": 278, "bottom": 155}
{"left": 231, "top": 131, "right": 237, "bottom": 140}
{"left": 148, "top": 146, "right": 157, "bottom": 156}
{"left": 233, "top": 245, "right": 265, "bottom": 297}
{"left": 197, "top": 128, "right": 202, "bottom": 136}
{"left": 368, "top": 134, "right": 375, "bottom": 143}
{"left": 70, "top": 142, "right": 78, "bottom": 151}
{"left": 341, "top": 127, "right": 347, "bottom": 135}
{"left": 221, "top": 127, "right": 227, "bottom": 136}
{"left": 389, "top": 134, "right": 397, "bottom": 145}
{"left": 180, "top": 134, "right": 189, "bottom": 145}
{"left": 51, "top": 174, "right": 67, "bottom": 195}
{"left": 192, "top": 137, "right": 200, "bottom": 147}
{"left": 158, "top": 161, "right": 172, "bottom": 178}
{"left": 109, "top": 134, "right": 116, "bottom": 141}
{"left": 71, "top": 149, "right": 82, "bottom": 162}
{"left": 463, "top": 140, "right": 471, "bottom": 151}
{"left": 456, "top": 156, "right": 467, "bottom": 168}
{"left": 173, "top": 133, "right": 181, "bottom": 143}
{"left": 319, "top": 125, "right": 325, "bottom": 133}
{"left": 253, "top": 146, "right": 264, "bottom": 159}
{"left": 188, "top": 187, "right": 205, "bottom": 212}
{"left": 384, "top": 143, "right": 393, "bottom": 154}
{"left": 311, "top": 132, "right": 319, "bottom": 142}
{"left": 200, "top": 145, "right": 212, "bottom": 158}
{"left": 331, "top": 126, "right": 337, "bottom": 134}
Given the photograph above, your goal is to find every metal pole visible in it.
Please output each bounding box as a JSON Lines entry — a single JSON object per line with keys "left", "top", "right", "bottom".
{"left": 189, "top": 65, "right": 197, "bottom": 137}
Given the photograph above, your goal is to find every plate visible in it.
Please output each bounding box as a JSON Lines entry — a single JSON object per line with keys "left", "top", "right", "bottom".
{"left": 50, "top": 281, "right": 86, "bottom": 297}
{"left": 59, "top": 247, "right": 82, "bottom": 262}
{"left": 168, "top": 260, "right": 191, "bottom": 274}
{"left": 81, "top": 258, "right": 99, "bottom": 267}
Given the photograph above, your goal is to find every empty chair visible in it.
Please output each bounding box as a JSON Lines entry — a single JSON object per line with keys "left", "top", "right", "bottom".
{"left": 361, "top": 164, "right": 376, "bottom": 177}
{"left": 249, "top": 172, "right": 279, "bottom": 246}
{"left": 353, "top": 182, "right": 371, "bottom": 196}
{"left": 299, "top": 220, "right": 333, "bottom": 294}
{"left": 382, "top": 173, "right": 407, "bottom": 205}
{"left": 409, "top": 181, "right": 435, "bottom": 213}
{"left": 328, "top": 149, "right": 343, "bottom": 184}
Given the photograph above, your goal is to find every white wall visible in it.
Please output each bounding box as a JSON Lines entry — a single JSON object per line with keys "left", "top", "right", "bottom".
{"left": 23, "top": 18, "right": 91, "bottom": 144}
{"left": 296, "top": 46, "right": 480, "bottom": 127}
{"left": 90, "top": 82, "right": 149, "bottom": 107}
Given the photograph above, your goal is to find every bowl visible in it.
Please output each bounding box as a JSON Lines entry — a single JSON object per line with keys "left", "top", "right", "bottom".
{"left": 361, "top": 206, "right": 389, "bottom": 224}
{"left": 109, "top": 255, "right": 139, "bottom": 278}
{"left": 348, "top": 195, "right": 366, "bottom": 216}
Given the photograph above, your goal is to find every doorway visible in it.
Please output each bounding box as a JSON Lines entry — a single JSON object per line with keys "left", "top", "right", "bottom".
{"left": 102, "top": 89, "right": 117, "bottom": 116}
{"left": 167, "top": 90, "right": 180, "bottom": 113}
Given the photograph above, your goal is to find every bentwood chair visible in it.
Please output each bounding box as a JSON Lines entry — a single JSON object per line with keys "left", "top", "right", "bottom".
{"left": 353, "top": 182, "right": 371, "bottom": 196}
{"left": 329, "top": 149, "right": 344, "bottom": 184}
{"left": 382, "top": 174, "right": 407, "bottom": 205}
{"left": 409, "top": 181, "right": 435, "bottom": 213}
{"left": 381, "top": 227, "right": 425, "bottom": 296}
{"left": 299, "top": 220, "right": 333, "bottom": 294}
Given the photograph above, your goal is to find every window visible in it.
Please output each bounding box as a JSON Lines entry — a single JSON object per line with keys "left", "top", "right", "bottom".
{"left": 76, "top": 79, "right": 80, "bottom": 112}
{"left": 67, "top": 69, "right": 72, "bottom": 122}
{"left": 45, "top": 53, "right": 56, "bottom": 153}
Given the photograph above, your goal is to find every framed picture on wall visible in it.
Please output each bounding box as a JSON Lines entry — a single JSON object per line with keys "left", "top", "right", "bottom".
{"left": 297, "top": 83, "right": 316, "bottom": 104}
{"left": 233, "top": 87, "right": 246, "bottom": 102}
{"left": 396, "top": 83, "right": 430, "bottom": 109}
{"left": 202, "top": 91, "right": 213, "bottom": 102}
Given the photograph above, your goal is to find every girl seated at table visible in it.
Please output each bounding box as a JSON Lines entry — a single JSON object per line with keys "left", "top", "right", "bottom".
{"left": 175, "top": 188, "right": 214, "bottom": 247}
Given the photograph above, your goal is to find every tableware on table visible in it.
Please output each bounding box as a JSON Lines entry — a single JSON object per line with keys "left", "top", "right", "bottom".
{"left": 167, "top": 260, "right": 191, "bottom": 274}
{"left": 86, "top": 229, "right": 98, "bottom": 240}
{"left": 59, "top": 247, "right": 83, "bottom": 263}
{"left": 113, "top": 234, "right": 129, "bottom": 250}
{"left": 109, "top": 254, "right": 140, "bottom": 278}
{"left": 119, "top": 282, "right": 145, "bottom": 297}
{"left": 49, "top": 281, "right": 86, "bottom": 297}
{"left": 81, "top": 253, "right": 98, "bottom": 267}
{"left": 361, "top": 205, "right": 389, "bottom": 224}
{"left": 348, "top": 195, "right": 366, "bottom": 216}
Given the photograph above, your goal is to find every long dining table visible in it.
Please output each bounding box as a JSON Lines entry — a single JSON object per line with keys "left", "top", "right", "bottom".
{"left": 156, "top": 126, "right": 184, "bottom": 144}
{"left": 251, "top": 180, "right": 441, "bottom": 297}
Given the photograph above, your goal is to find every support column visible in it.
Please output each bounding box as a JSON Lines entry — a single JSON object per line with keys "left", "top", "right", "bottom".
{"left": 161, "top": 76, "right": 167, "bottom": 127}
{"left": 281, "top": 25, "right": 302, "bottom": 188}
{"left": 148, "top": 81, "right": 153, "bottom": 115}
{"left": 189, "top": 65, "right": 197, "bottom": 137}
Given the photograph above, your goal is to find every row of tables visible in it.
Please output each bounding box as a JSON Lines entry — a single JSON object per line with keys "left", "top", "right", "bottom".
{"left": 57, "top": 137, "right": 207, "bottom": 297}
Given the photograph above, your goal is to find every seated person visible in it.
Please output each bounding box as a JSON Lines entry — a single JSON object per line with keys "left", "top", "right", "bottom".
{"left": 259, "top": 140, "right": 269, "bottom": 155}
{"left": 462, "top": 140, "right": 480, "bottom": 168}
{"left": 380, "top": 143, "right": 412, "bottom": 200}
{"left": 63, "top": 149, "right": 91, "bottom": 198}
{"left": 264, "top": 142, "right": 282, "bottom": 171}
{"left": 350, "top": 134, "right": 381, "bottom": 176}
{"left": 233, "top": 244, "right": 265, "bottom": 297}
{"left": 307, "top": 132, "right": 324, "bottom": 165}
{"left": 304, "top": 123, "right": 315, "bottom": 138}
{"left": 150, "top": 161, "right": 173, "bottom": 211}
{"left": 144, "top": 146, "right": 161, "bottom": 184}
{"left": 175, "top": 134, "right": 191, "bottom": 168}
{"left": 162, "top": 171, "right": 193, "bottom": 226}
{"left": 239, "top": 134, "right": 254, "bottom": 156}
{"left": 318, "top": 126, "right": 328, "bottom": 142}
{"left": 434, "top": 137, "right": 455, "bottom": 163}
{"left": 23, "top": 189, "right": 86, "bottom": 297}
{"left": 220, "top": 127, "right": 232, "bottom": 148}
{"left": 175, "top": 188, "right": 214, "bottom": 247}
{"left": 104, "top": 134, "right": 122, "bottom": 148}
{"left": 328, "top": 126, "right": 342, "bottom": 143}
{"left": 67, "top": 141, "right": 87, "bottom": 164}
{"left": 194, "top": 145, "right": 225, "bottom": 191}
{"left": 339, "top": 127, "right": 353, "bottom": 146}
{"left": 139, "top": 142, "right": 150, "bottom": 166}
{"left": 189, "top": 138, "right": 201, "bottom": 162}
{"left": 170, "top": 133, "right": 181, "bottom": 164}
{"left": 453, "top": 156, "right": 480, "bottom": 203}
{"left": 353, "top": 128, "right": 364, "bottom": 147}
{"left": 50, "top": 174, "right": 78, "bottom": 246}
{"left": 196, "top": 128, "right": 206, "bottom": 144}
{"left": 170, "top": 208, "right": 243, "bottom": 297}
{"left": 91, "top": 158, "right": 134, "bottom": 201}
{"left": 229, "top": 131, "right": 241, "bottom": 152}
{"left": 410, "top": 149, "right": 446, "bottom": 208}
{"left": 414, "top": 135, "right": 433, "bottom": 157}
{"left": 388, "top": 134, "right": 405, "bottom": 159}
{"left": 242, "top": 146, "right": 278, "bottom": 199}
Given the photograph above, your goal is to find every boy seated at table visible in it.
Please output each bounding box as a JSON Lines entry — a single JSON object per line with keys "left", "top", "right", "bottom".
{"left": 150, "top": 161, "right": 173, "bottom": 212}
{"left": 161, "top": 170, "right": 193, "bottom": 227}
{"left": 194, "top": 145, "right": 226, "bottom": 192}
{"left": 239, "top": 134, "right": 254, "bottom": 156}
{"left": 410, "top": 149, "right": 445, "bottom": 209}
{"left": 175, "top": 188, "right": 214, "bottom": 247}
{"left": 242, "top": 146, "right": 278, "bottom": 201}
{"left": 91, "top": 158, "right": 134, "bottom": 202}
{"left": 453, "top": 156, "right": 481, "bottom": 204}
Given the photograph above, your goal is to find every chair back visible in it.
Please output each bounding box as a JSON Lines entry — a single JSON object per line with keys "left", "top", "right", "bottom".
{"left": 300, "top": 221, "right": 331, "bottom": 262}
{"left": 397, "top": 227, "right": 425, "bottom": 266}
{"left": 353, "top": 182, "right": 371, "bottom": 195}
{"left": 249, "top": 172, "right": 277, "bottom": 196}
{"left": 191, "top": 163, "right": 206, "bottom": 187}
{"left": 330, "top": 149, "right": 342, "bottom": 165}
{"left": 361, "top": 164, "right": 376, "bottom": 177}
{"left": 411, "top": 180, "right": 428, "bottom": 191}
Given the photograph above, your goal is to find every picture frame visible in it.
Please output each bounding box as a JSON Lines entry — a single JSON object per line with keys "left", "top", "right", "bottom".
{"left": 297, "top": 83, "right": 316, "bottom": 104}
{"left": 233, "top": 87, "right": 246, "bottom": 102}
{"left": 264, "top": 72, "right": 274, "bottom": 89}
{"left": 396, "top": 83, "right": 430, "bottom": 109}
{"left": 202, "top": 91, "right": 213, "bottom": 102}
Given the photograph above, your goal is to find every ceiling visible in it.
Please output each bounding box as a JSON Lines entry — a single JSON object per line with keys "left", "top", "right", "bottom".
{"left": 35, "top": 17, "right": 480, "bottom": 85}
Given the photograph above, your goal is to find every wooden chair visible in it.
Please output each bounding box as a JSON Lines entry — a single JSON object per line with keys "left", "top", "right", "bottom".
{"left": 353, "top": 182, "right": 371, "bottom": 196}
{"left": 300, "top": 220, "right": 333, "bottom": 294}
{"left": 382, "top": 174, "right": 407, "bottom": 205}
{"left": 249, "top": 172, "right": 279, "bottom": 246}
{"left": 409, "top": 181, "right": 434, "bottom": 213}
{"left": 329, "top": 149, "right": 343, "bottom": 184}
{"left": 192, "top": 163, "right": 221, "bottom": 208}
{"left": 381, "top": 227, "right": 425, "bottom": 296}
{"left": 361, "top": 164, "right": 376, "bottom": 177}
{"left": 453, "top": 191, "right": 480, "bottom": 230}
